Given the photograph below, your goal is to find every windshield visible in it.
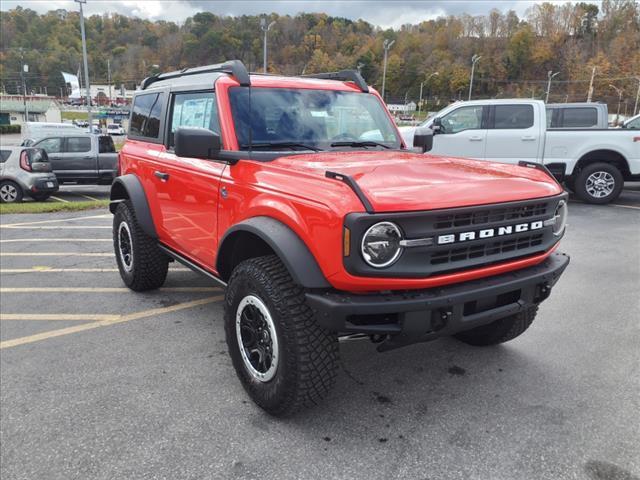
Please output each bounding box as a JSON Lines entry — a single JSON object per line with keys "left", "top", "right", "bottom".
{"left": 229, "top": 87, "right": 401, "bottom": 150}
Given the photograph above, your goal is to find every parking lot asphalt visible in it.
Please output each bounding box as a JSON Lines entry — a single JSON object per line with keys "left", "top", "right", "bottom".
{"left": 1, "top": 193, "right": 639, "bottom": 480}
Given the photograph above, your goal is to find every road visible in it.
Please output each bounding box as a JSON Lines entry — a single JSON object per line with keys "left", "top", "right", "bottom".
{"left": 1, "top": 193, "right": 639, "bottom": 480}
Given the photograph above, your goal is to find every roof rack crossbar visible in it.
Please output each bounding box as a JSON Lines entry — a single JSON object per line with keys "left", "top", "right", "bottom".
{"left": 140, "top": 60, "right": 250, "bottom": 90}
{"left": 302, "top": 70, "right": 369, "bottom": 93}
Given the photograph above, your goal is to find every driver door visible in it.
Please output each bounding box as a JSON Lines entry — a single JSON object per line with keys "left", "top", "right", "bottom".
{"left": 431, "top": 105, "right": 487, "bottom": 160}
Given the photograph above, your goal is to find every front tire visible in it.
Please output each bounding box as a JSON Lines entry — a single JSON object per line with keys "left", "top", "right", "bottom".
{"left": 113, "top": 201, "right": 168, "bottom": 291}
{"left": 224, "top": 255, "right": 339, "bottom": 416}
{"left": 0, "top": 181, "right": 23, "bottom": 203}
{"left": 574, "top": 162, "right": 623, "bottom": 204}
{"left": 454, "top": 306, "right": 538, "bottom": 346}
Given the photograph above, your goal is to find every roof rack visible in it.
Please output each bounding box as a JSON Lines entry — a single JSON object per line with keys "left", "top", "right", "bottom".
{"left": 140, "top": 60, "right": 250, "bottom": 90}
{"left": 302, "top": 70, "right": 369, "bottom": 93}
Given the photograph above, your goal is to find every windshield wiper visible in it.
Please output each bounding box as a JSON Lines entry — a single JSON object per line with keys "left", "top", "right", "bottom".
{"left": 330, "top": 141, "right": 391, "bottom": 149}
{"left": 241, "top": 142, "right": 321, "bottom": 152}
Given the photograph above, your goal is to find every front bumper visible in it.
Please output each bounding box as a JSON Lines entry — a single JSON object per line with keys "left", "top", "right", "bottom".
{"left": 306, "top": 252, "right": 569, "bottom": 351}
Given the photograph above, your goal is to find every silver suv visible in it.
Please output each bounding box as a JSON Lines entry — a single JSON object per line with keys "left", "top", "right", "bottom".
{"left": 0, "top": 147, "right": 59, "bottom": 203}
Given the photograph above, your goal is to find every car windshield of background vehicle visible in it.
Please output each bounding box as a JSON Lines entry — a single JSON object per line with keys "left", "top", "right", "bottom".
{"left": 229, "top": 87, "right": 401, "bottom": 151}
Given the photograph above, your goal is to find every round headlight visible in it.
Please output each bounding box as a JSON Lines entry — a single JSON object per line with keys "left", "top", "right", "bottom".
{"left": 361, "top": 221, "right": 403, "bottom": 268}
{"left": 553, "top": 200, "right": 568, "bottom": 236}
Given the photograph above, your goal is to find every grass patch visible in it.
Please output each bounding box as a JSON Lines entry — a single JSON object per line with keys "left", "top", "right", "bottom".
{"left": 61, "top": 111, "right": 89, "bottom": 121}
{"left": 0, "top": 199, "right": 110, "bottom": 215}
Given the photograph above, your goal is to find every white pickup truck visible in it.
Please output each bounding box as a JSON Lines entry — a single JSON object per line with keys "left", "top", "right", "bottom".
{"left": 399, "top": 99, "right": 640, "bottom": 204}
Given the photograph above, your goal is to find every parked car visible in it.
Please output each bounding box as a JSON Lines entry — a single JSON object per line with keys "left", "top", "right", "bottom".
{"left": 399, "top": 99, "right": 640, "bottom": 204}
{"left": 546, "top": 102, "right": 608, "bottom": 129}
{"left": 110, "top": 60, "right": 569, "bottom": 415}
{"left": 623, "top": 113, "right": 640, "bottom": 129}
{"left": 32, "top": 134, "right": 118, "bottom": 184}
{"left": 106, "top": 123, "right": 125, "bottom": 135}
{"left": 0, "top": 147, "right": 59, "bottom": 202}
{"left": 21, "top": 122, "right": 84, "bottom": 146}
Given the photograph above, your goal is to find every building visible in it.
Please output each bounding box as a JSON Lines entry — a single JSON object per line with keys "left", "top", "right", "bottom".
{"left": 0, "top": 95, "right": 62, "bottom": 126}
{"left": 386, "top": 101, "right": 417, "bottom": 113}
{"left": 69, "top": 84, "right": 136, "bottom": 106}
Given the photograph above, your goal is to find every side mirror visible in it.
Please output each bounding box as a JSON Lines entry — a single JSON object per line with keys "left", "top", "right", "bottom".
{"left": 431, "top": 117, "right": 442, "bottom": 134}
{"left": 174, "top": 127, "right": 221, "bottom": 159}
{"left": 413, "top": 127, "right": 434, "bottom": 153}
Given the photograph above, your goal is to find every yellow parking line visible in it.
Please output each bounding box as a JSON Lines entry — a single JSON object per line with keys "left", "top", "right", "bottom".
{"left": 0, "top": 252, "right": 112, "bottom": 257}
{"left": 0, "top": 239, "right": 111, "bottom": 243}
{"left": 0, "top": 287, "right": 222, "bottom": 293}
{"left": 610, "top": 203, "right": 640, "bottom": 211}
{"left": 1, "top": 267, "right": 190, "bottom": 273}
{"left": 79, "top": 194, "right": 100, "bottom": 201}
{"left": 0, "top": 295, "right": 223, "bottom": 349}
{"left": 49, "top": 196, "right": 70, "bottom": 203}
{"left": 1, "top": 226, "right": 111, "bottom": 229}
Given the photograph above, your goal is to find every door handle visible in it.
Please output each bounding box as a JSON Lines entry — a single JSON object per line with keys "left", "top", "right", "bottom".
{"left": 469, "top": 136, "right": 483, "bottom": 141}
{"left": 154, "top": 171, "right": 170, "bottom": 181}
{"left": 521, "top": 136, "right": 536, "bottom": 141}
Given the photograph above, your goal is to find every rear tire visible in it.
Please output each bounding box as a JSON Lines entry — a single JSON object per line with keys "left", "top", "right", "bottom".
{"left": 454, "top": 306, "right": 538, "bottom": 346}
{"left": 113, "top": 201, "right": 168, "bottom": 291}
{"left": 224, "top": 255, "right": 339, "bottom": 416}
{"left": 0, "top": 181, "right": 23, "bottom": 203}
{"left": 574, "top": 162, "right": 623, "bottom": 204}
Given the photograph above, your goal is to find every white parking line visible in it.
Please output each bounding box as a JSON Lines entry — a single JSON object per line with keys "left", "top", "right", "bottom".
{"left": 49, "top": 196, "right": 70, "bottom": 203}
{"left": 1, "top": 226, "right": 112, "bottom": 230}
{"left": 1, "top": 313, "right": 120, "bottom": 321}
{"left": 1, "top": 267, "right": 190, "bottom": 273}
{"left": 0, "top": 287, "right": 222, "bottom": 293}
{"left": 1, "top": 213, "right": 111, "bottom": 227}
{"left": 79, "top": 194, "right": 100, "bottom": 201}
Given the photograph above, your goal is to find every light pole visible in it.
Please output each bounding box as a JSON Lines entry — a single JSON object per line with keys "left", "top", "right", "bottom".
{"left": 418, "top": 72, "right": 438, "bottom": 116}
{"left": 609, "top": 84, "right": 624, "bottom": 125}
{"left": 468, "top": 54, "right": 481, "bottom": 101}
{"left": 381, "top": 39, "right": 395, "bottom": 102}
{"left": 19, "top": 49, "right": 29, "bottom": 122}
{"left": 634, "top": 77, "right": 640, "bottom": 116}
{"left": 545, "top": 71, "right": 560, "bottom": 103}
{"left": 261, "top": 18, "right": 276, "bottom": 74}
{"left": 75, "top": 0, "right": 92, "bottom": 129}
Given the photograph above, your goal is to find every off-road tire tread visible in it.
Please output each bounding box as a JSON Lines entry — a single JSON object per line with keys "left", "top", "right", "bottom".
{"left": 114, "top": 201, "right": 168, "bottom": 291}
{"left": 454, "top": 305, "right": 538, "bottom": 346}
{"left": 224, "top": 255, "right": 339, "bottom": 416}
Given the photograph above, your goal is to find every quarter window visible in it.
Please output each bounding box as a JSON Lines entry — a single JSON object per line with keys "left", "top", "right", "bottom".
{"left": 0, "top": 150, "right": 11, "bottom": 163}
{"left": 169, "top": 91, "right": 220, "bottom": 147}
{"left": 66, "top": 137, "right": 92, "bottom": 153}
{"left": 130, "top": 93, "right": 163, "bottom": 139}
{"left": 493, "top": 105, "right": 534, "bottom": 129}
{"left": 35, "top": 137, "right": 63, "bottom": 154}
{"left": 440, "top": 106, "right": 483, "bottom": 134}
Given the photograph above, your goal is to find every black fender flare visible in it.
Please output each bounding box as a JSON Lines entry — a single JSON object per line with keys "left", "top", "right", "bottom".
{"left": 109, "top": 174, "right": 157, "bottom": 239}
{"left": 217, "top": 217, "right": 331, "bottom": 289}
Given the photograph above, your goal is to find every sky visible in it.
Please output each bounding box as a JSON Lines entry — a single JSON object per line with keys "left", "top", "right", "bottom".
{"left": 0, "top": 0, "right": 588, "bottom": 30}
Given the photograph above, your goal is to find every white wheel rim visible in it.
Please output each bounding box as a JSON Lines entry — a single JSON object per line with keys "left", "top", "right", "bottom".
{"left": 117, "top": 221, "right": 134, "bottom": 272}
{"left": 235, "top": 295, "right": 279, "bottom": 382}
{"left": 585, "top": 171, "right": 615, "bottom": 198}
{"left": 0, "top": 184, "right": 18, "bottom": 202}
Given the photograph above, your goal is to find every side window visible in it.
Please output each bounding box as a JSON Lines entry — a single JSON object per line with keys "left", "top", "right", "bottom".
{"left": 493, "top": 105, "right": 534, "bottom": 129}
{"left": 99, "top": 135, "right": 116, "bottom": 153}
{"left": 130, "top": 93, "right": 163, "bottom": 139}
{"left": 0, "top": 150, "right": 11, "bottom": 163}
{"left": 627, "top": 117, "right": 640, "bottom": 129}
{"left": 440, "top": 106, "right": 483, "bottom": 134}
{"left": 66, "top": 137, "right": 92, "bottom": 153}
{"left": 561, "top": 108, "right": 598, "bottom": 128}
{"left": 169, "top": 91, "right": 219, "bottom": 147}
{"left": 35, "top": 137, "right": 63, "bottom": 154}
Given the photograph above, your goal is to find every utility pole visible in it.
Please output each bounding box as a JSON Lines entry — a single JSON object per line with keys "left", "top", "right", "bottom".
{"left": 381, "top": 39, "right": 395, "bottom": 102}
{"left": 545, "top": 71, "right": 560, "bottom": 103}
{"left": 20, "top": 51, "right": 29, "bottom": 122}
{"left": 587, "top": 66, "right": 596, "bottom": 102}
{"left": 107, "top": 58, "right": 112, "bottom": 106}
{"left": 609, "top": 84, "right": 623, "bottom": 125}
{"left": 418, "top": 71, "right": 438, "bottom": 116}
{"left": 468, "top": 54, "right": 481, "bottom": 101}
{"left": 261, "top": 18, "right": 276, "bottom": 73}
{"left": 76, "top": 0, "right": 92, "bottom": 128}
{"left": 634, "top": 77, "right": 640, "bottom": 116}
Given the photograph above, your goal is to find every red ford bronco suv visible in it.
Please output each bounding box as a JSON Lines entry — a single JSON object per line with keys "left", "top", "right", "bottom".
{"left": 110, "top": 60, "right": 569, "bottom": 416}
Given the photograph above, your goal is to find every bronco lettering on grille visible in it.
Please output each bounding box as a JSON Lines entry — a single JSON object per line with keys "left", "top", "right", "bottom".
{"left": 437, "top": 221, "right": 544, "bottom": 245}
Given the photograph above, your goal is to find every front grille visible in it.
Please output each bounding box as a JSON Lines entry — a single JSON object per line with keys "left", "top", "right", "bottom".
{"left": 434, "top": 203, "right": 548, "bottom": 230}
{"left": 431, "top": 233, "right": 544, "bottom": 265}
